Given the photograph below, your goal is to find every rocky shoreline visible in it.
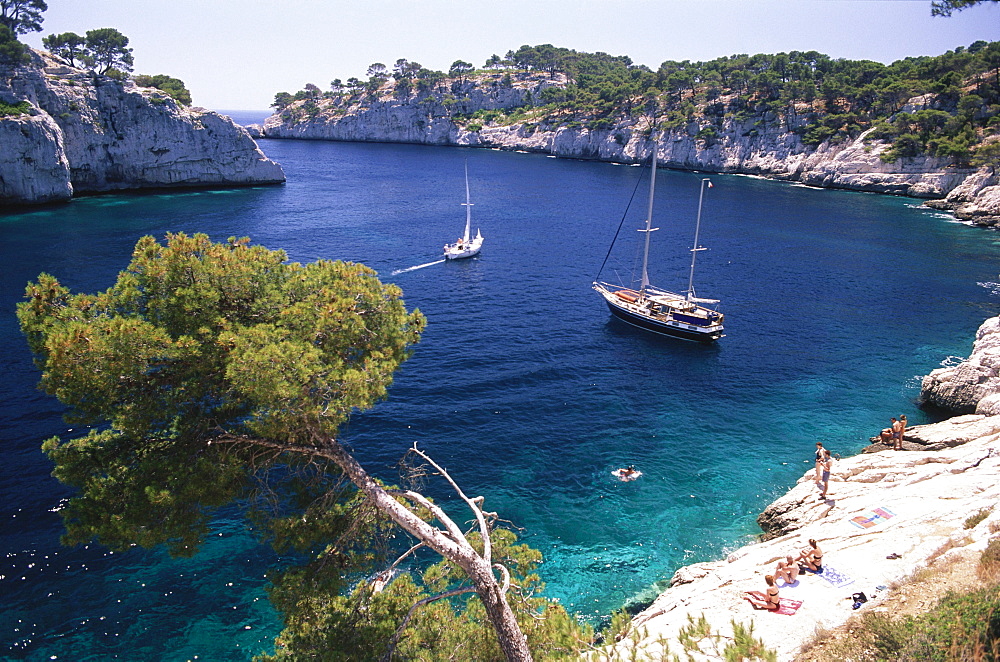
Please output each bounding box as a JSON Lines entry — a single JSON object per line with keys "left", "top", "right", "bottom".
{"left": 610, "top": 318, "right": 1000, "bottom": 660}
{"left": 256, "top": 73, "right": 1000, "bottom": 227}
{"left": 1, "top": 50, "right": 285, "bottom": 205}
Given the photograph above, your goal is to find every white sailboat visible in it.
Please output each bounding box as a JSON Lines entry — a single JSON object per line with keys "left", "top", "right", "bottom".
{"left": 443, "top": 163, "right": 484, "bottom": 260}
{"left": 593, "top": 136, "right": 725, "bottom": 342}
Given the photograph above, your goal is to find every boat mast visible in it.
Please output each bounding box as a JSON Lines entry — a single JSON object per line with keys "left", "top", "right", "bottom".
{"left": 686, "top": 178, "right": 710, "bottom": 301}
{"left": 461, "top": 161, "right": 473, "bottom": 244}
{"left": 640, "top": 135, "right": 659, "bottom": 292}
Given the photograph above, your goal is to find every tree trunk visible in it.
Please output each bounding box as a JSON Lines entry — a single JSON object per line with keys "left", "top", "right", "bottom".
{"left": 466, "top": 559, "right": 532, "bottom": 662}
{"left": 319, "top": 439, "right": 533, "bottom": 662}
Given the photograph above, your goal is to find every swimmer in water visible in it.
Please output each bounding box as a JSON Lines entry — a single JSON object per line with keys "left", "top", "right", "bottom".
{"left": 613, "top": 465, "right": 642, "bottom": 481}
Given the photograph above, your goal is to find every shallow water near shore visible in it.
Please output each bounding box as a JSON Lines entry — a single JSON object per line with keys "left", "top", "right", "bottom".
{"left": 3, "top": 138, "right": 1000, "bottom": 659}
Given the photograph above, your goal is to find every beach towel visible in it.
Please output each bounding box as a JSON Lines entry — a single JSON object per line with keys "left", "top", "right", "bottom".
{"left": 804, "top": 564, "right": 854, "bottom": 588}
{"left": 744, "top": 592, "right": 803, "bottom": 615}
{"left": 850, "top": 507, "right": 896, "bottom": 529}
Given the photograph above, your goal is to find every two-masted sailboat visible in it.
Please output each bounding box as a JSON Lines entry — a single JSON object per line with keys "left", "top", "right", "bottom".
{"left": 593, "top": 140, "right": 725, "bottom": 342}
{"left": 443, "top": 163, "right": 484, "bottom": 260}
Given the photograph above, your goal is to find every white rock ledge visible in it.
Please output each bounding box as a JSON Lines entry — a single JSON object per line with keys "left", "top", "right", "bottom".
{"left": 616, "top": 415, "right": 1000, "bottom": 661}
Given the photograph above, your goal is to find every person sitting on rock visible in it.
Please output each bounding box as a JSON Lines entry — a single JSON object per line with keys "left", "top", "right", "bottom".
{"left": 746, "top": 574, "right": 780, "bottom": 610}
{"left": 798, "top": 539, "right": 823, "bottom": 571}
{"left": 774, "top": 555, "right": 800, "bottom": 585}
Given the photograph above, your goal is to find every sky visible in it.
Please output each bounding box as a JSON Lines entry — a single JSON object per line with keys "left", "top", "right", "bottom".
{"left": 22, "top": 0, "right": 1000, "bottom": 112}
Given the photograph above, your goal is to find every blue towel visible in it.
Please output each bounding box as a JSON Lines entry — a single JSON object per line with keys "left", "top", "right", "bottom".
{"left": 805, "top": 564, "right": 854, "bottom": 588}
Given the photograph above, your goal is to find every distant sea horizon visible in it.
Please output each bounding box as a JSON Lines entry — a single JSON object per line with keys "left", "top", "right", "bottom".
{"left": 214, "top": 109, "right": 272, "bottom": 126}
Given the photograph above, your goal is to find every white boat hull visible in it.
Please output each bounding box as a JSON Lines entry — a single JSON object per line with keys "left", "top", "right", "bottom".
{"left": 593, "top": 282, "right": 724, "bottom": 342}
{"left": 444, "top": 232, "right": 483, "bottom": 260}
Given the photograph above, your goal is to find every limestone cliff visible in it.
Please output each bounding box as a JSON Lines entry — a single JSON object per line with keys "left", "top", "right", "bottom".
{"left": 262, "top": 72, "right": 998, "bottom": 222}
{"left": 0, "top": 50, "right": 284, "bottom": 205}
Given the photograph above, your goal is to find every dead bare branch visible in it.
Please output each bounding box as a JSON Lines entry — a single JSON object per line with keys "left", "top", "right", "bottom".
{"left": 409, "top": 443, "right": 494, "bottom": 565}
{"left": 210, "top": 432, "right": 532, "bottom": 662}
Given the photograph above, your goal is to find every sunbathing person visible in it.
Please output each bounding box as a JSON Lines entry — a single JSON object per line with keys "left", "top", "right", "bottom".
{"left": 746, "top": 574, "right": 780, "bottom": 610}
{"left": 774, "top": 555, "right": 800, "bottom": 585}
{"left": 798, "top": 539, "right": 823, "bottom": 571}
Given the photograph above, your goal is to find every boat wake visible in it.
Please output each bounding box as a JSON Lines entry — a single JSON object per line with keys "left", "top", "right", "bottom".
{"left": 391, "top": 259, "right": 445, "bottom": 275}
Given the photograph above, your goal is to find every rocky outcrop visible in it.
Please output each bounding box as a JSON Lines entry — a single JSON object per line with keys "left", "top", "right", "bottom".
{"left": 0, "top": 109, "right": 71, "bottom": 203}
{"left": 925, "top": 167, "right": 1000, "bottom": 227}
{"left": 262, "top": 73, "right": 998, "bottom": 220}
{"left": 263, "top": 72, "right": 566, "bottom": 145}
{"left": 609, "top": 417, "right": 1000, "bottom": 661}
{"left": 0, "top": 50, "right": 285, "bottom": 205}
{"left": 919, "top": 316, "right": 1000, "bottom": 415}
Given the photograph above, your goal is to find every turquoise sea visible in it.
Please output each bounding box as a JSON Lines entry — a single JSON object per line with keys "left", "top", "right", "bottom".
{"left": 3, "top": 127, "right": 1000, "bottom": 659}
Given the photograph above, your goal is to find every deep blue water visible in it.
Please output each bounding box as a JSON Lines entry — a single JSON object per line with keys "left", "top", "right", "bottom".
{"left": 3, "top": 139, "right": 1000, "bottom": 660}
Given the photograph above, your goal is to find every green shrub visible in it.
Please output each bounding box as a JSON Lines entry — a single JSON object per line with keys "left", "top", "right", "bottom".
{"left": 725, "top": 620, "right": 777, "bottom": 662}
{"left": 899, "top": 585, "right": 1000, "bottom": 661}
{"left": 965, "top": 507, "right": 993, "bottom": 530}
{"left": 466, "top": 122, "right": 482, "bottom": 132}
{"left": 696, "top": 126, "right": 719, "bottom": 144}
{"left": 133, "top": 74, "right": 192, "bottom": 105}
{"left": 671, "top": 614, "right": 776, "bottom": 661}
{"left": 0, "top": 99, "right": 31, "bottom": 116}
{"left": 860, "top": 611, "right": 911, "bottom": 659}
{"left": 602, "top": 608, "right": 632, "bottom": 644}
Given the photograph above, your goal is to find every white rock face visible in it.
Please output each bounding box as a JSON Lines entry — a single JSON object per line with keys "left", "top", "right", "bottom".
{"left": 920, "top": 316, "right": 1000, "bottom": 415}
{"left": 263, "top": 75, "right": 997, "bottom": 215}
{"left": 0, "top": 110, "right": 71, "bottom": 203}
{"left": 611, "top": 417, "right": 1000, "bottom": 661}
{"left": 0, "top": 51, "right": 284, "bottom": 205}
{"left": 929, "top": 168, "right": 1000, "bottom": 227}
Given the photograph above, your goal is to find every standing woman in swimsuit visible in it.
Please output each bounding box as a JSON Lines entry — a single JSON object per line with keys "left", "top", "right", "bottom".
{"left": 814, "top": 442, "right": 827, "bottom": 482}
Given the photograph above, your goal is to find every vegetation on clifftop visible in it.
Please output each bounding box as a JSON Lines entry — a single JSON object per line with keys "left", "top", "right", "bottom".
{"left": 0, "top": 2, "right": 194, "bottom": 106}
{"left": 274, "top": 41, "right": 1000, "bottom": 168}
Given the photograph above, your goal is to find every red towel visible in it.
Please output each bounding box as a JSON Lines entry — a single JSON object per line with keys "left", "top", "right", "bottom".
{"left": 744, "top": 591, "right": 803, "bottom": 615}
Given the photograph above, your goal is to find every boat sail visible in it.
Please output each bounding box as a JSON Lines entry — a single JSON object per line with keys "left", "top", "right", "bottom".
{"left": 593, "top": 137, "right": 725, "bottom": 342}
{"left": 443, "top": 163, "right": 484, "bottom": 260}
